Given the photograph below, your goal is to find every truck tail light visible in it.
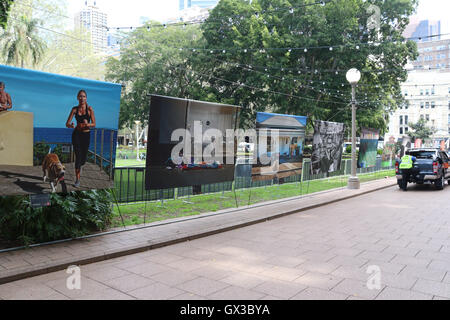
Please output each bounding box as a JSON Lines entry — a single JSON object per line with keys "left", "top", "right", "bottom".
{"left": 395, "top": 161, "right": 399, "bottom": 174}
{"left": 433, "top": 162, "right": 439, "bottom": 174}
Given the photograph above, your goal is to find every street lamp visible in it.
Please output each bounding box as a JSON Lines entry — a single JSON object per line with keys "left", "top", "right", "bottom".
{"left": 346, "top": 68, "right": 361, "bottom": 190}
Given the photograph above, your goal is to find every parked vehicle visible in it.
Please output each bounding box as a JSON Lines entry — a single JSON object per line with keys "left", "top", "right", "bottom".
{"left": 396, "top": 148, "right": 450, "bottom": 190}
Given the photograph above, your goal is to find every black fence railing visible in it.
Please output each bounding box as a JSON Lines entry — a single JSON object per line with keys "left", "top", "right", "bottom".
{"left": 113, "top": 157, "right": 395, "bottom": 204}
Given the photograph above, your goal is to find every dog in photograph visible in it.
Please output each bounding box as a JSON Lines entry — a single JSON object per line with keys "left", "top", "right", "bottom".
{"left": 42, "top": 153, "right": 66, "bottom": 193}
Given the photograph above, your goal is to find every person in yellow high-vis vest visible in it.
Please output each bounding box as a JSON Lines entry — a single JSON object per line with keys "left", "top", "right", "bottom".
{"left": 399, "top": 154, "right": 417, "bottom": 191}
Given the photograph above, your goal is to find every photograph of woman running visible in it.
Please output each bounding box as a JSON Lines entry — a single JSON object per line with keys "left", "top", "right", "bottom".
{"left": 65, "top": 90, "right": 96, "bottom": 188}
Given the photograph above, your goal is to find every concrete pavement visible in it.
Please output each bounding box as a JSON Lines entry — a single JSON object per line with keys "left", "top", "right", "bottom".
{"left": 0, "top": 177, "right": 396, "bottom": 285}
{"left": 1, "top": 178, "right": 450, "bottom": 300}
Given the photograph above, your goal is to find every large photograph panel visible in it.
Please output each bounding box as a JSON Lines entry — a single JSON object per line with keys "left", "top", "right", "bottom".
{"left": 252, "top": 112, "right": 307, "bottom": 182}
{"left": 311, "top": 121, "right": 345, "bottom": 175}
{"left": 0, "top": 65, "right": 122, "bottom": 196}
{"left": 381, "top": 136, "right": 396, "bottom": 168}
{"left": 357, "top": 127, "right": 380, "bottom": 169}
{"left": 145, "top": 95, "right": 239, "bottom": 190}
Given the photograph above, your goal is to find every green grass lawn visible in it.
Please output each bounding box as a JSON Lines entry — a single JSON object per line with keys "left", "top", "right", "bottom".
{"left": 111, "top": 169, "right": 395, "bottom": 228}
{"left": 115, "top": 158, "right": 146, "bottom": 168}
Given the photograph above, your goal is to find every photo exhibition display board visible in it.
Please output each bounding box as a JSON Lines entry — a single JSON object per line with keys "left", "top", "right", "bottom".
{"left": 252, "top": 112, "right": 307, "bottom": 182}
{"left": 357, "top": 127, "right": 380, "bottom": 169}
{"left": 145, "top": 95, "right": 240, "bottom": 190}
{"left": 311, "top": 120, "right": 346, "bottom": 175}
{"left": 0, "top": 65, "right": 122, "bottom": 196}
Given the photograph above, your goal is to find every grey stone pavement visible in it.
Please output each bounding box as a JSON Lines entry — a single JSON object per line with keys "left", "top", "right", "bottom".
{"left": 0, "top": 162, "right": 113, "bottom": 196}
{"left": 1, "top": 177, "right": 450, "bottom": 300}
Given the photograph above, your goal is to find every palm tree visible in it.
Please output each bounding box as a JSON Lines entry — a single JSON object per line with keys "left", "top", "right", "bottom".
{"left": 1, "top": 15, "right": 46, "bottom": 68}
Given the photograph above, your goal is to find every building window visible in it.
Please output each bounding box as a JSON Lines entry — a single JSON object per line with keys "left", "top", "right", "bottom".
{"left": 400, "top": 116, "right": 403, "bottom": 125}
{"left": 405, "top": 115, "right": 409, "bottom": 124}
{"left": 405, "top": 127, "right": 409, "bottom": 133}
{"left": 426, "top": 102, "right": 430, "bottom": 109}
{"left": 404, "top": 91, "right": 408, "bottom": 96}
{"left": 421, "top": 115, "right": 424, "bottom": 120}
{"left": 421, "top": 102, "right": 424, "bottom": 109}
{"left": 426, "top": 89, "right": 430, "bottom": 95}
{"left": 420, "top": 89, "right": 424, "bottom": 96}
{"left": 432, "top": 87, "right": 435, "bottom": 95}
{"left": 431, "top": 101, "right": 436, "bottom": 108}
{"left": 400, "top": 127, "right": 403, "bottom": 135}
{"left": 426, "top": 114, "right": 430, "bottom": 121}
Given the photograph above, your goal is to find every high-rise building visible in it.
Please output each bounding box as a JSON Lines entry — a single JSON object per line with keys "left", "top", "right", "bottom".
{"left": 404, "top": 19, "right": 441, "bottom": 42}
{"left": 385, "top": 70, "right": 450, "bottom": 142}
{"left": 413, "top": 39, "right": 450, "bottom": 71}
{"left": 74, "top": 0, "right": 108, "bottom": 54}
{"left": 179, "top": 0, "right": 219, "bottom": 10}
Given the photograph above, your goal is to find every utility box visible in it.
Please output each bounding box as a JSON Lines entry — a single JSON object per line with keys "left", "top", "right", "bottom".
{"left": 0, "top": 111, "right": 34, "bottom": 166}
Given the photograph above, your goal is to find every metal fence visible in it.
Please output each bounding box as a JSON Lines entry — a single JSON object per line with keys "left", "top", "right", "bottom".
{"left": 113, "top": 157, "right": 395, "bottom": 204}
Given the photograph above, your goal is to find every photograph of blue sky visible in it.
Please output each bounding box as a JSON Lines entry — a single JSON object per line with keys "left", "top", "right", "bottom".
{"left": 0, "top": 65, "right": 121, "bottom": 129}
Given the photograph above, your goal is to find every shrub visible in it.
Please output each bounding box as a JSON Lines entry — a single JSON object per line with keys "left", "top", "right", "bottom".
{"left": 0, "top": 189, "right": 114, "bottom": 246}
{"left": 303, "top": 145, "right": 312, "bottom": 155}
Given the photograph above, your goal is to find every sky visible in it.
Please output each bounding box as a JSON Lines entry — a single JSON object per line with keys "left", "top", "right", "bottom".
{"left": 65, "top": 0, "right": 450, "bottom": 29}
{"left": 67, "top": 0, "right": 179, "bottom": 27}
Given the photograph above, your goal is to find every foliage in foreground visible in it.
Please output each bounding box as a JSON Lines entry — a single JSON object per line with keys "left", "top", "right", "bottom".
{"left": 0, "top": 0, "right": 13, "bottom": 29}
{"left": 0, "top": 189, "right": 114, "bottom": 246}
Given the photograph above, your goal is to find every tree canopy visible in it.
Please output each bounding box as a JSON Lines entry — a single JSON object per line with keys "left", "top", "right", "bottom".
{"left": 0, "top": 0, "right": 14, "bottom": 29}
{"left": 106, "top": 0, "right": 418, "bottom": 132}
{"left": 407, "top": 118, "right": 436, "bottom": 141}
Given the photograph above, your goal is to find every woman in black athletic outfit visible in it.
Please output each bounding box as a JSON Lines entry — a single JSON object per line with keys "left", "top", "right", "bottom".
{"left": 65, "top": 90, "right": 96, "bottom": 187}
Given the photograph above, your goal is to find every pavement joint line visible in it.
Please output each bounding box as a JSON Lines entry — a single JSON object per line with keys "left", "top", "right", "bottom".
{"left": 0, "top": 179, "right": 396, "bottom": 285}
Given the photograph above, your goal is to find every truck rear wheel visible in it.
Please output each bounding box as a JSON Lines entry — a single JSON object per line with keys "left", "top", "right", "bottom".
{"left": 435, "top": 175, "right": 445, "bottom": 190}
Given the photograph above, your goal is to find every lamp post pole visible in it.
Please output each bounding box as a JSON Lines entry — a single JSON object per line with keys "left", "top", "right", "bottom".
{"left": 346, "top": 68, "right": 361, "bottom": 190}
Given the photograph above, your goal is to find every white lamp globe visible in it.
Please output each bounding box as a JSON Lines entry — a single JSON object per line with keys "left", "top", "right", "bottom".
{"left": 346, "top": 68, "right": 361, "bottom": 84}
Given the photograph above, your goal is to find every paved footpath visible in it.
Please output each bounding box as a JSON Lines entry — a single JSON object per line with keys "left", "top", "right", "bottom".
{"left": 1, "top": 178, "right": 450, "bottom": 300}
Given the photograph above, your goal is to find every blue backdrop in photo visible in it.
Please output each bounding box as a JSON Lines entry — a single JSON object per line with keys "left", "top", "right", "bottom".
{"left": 0, "top": 65, "right": 122, "bottom": 165}
{"left": 0, "top": 64, "right": 121, "bottom": 129}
